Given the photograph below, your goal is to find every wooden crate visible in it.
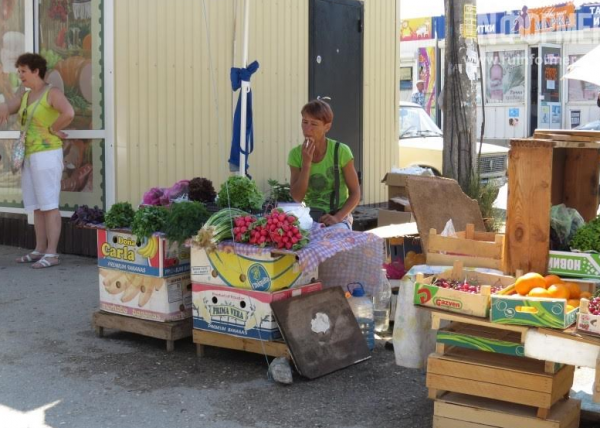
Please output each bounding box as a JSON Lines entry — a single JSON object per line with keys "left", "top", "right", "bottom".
{"left": 427, "top": 223, "right": 505, "bottom": 271}
{"left": 437, "top": 323, "right": 525, "bottom": 357}
{"left": 193, "top": 329, "right": 290, "bottom": 359}
{"left": 504, "top": 136, "right": 600, "bottom": 275}
{"left": 92, "top": 310, "right": 192, "bottom": 352}
{"left": 433, "top": 392, "right": 580, "bottom": 428}
{"left": 427, "top": 347, "right": 575, "bottom": 419}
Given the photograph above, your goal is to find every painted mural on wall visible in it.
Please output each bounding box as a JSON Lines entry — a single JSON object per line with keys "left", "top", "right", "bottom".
{"left": 485, "top": 50, "right": 526, "bottom": 104}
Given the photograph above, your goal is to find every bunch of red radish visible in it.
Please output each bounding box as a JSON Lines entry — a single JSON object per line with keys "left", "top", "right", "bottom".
{"left": 232, "top": 208, "right": 309, "bottom": 251}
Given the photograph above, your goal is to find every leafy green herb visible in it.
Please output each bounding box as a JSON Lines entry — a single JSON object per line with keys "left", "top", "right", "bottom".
{"left": 104, "top": 202, "right": 135, "bottom": 229}
{"left": 267, "top": 179, "right": 293, "bottom": 203}
{"left": 164, "top": 201, "right": 210, "bottom": 243}
{"left": 131, "top": 206, "right": 169, "bottom": 239}
{"left": 570, "top": 216, "right": 600, "bottom": 252}
{"left": 217, "top": 176, "right": 264, "bottom": 211}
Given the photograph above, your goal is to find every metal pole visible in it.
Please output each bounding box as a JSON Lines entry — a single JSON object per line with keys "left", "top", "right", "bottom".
{"left": 239, "top": 0, "right": 250, "bottom": 177}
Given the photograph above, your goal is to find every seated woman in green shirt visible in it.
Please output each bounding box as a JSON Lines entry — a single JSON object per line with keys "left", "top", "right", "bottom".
{"left": 288, "top": 99, "right": 360, "bottom": 229}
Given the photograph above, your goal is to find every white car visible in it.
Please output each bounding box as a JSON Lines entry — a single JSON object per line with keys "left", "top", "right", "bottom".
{"left": 398, "top": 101, "right": 509, "bottom": 186}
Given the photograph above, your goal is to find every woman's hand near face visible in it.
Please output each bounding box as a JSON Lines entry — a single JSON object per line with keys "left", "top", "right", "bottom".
{"left": 301, "top": 138, "right": 315, "bottom": 166}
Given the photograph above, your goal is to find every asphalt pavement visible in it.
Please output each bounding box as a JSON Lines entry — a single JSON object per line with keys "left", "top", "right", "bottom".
{"left": 0, "top": 245, "right": 432, "bottom": 428}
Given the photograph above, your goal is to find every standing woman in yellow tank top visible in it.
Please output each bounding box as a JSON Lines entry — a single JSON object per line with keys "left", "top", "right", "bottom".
{"left": 0, "top": 53, "right": 74, "bottom": 268}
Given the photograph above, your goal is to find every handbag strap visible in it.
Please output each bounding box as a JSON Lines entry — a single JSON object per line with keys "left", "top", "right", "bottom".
{"left": 329, "top": 141, "right": 340, "bottom": 213}
{"left": 20, "top": 85, "right": 52, "bottom": 133}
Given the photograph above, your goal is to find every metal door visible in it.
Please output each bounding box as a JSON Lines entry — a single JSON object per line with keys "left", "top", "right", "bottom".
{"left": 537, "top": 44, "right": 562, "bottom": 130}
{"left": 309, "top": 0, "right": 364, "bottom": 179}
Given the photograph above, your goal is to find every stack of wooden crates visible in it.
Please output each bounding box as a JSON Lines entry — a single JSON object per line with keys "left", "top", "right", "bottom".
{"left": 425, "top": 310, "right": 581, "bottom": 428}
{"left": 422, "top": 129, "right": 600, "bottom": 428}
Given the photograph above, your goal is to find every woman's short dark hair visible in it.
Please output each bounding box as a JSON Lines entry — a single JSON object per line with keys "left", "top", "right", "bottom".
{"left": 301, "top": 99, "right": 334, "bottom": 124}
{"left": 15, "top": 53, "right": 48, "bottom": 79}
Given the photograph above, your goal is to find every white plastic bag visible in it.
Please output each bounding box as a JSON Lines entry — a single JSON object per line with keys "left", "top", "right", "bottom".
{"left": 277, "top": 202, "right": 313, "bottom": 230}
{"left": 392, "top": 265, "right": 445, "bottom": 369}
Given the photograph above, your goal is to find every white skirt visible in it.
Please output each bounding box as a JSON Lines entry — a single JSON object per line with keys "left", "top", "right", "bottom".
{"left": 22, "top": 149, "right": 64, "bottom": 212}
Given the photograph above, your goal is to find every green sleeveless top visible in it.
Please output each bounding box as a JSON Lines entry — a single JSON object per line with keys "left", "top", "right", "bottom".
{"left": 18, "top": 88, "right": 62, "bottom": 157}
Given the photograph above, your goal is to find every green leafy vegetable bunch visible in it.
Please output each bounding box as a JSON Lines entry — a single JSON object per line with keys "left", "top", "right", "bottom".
{"left": 131, "top": 205, "right": 169, "bottom": 239}
{"left": 104, "top": 202, "right": 135, "bottom": 229}
{"left": 164, "top": 201, "right": 210, "bottom": 243}
{"left": 217, "top": 176, "right": 264, "bottom": 211}
{"left": 570, "top": 216, "right": 600, "bottom": 252}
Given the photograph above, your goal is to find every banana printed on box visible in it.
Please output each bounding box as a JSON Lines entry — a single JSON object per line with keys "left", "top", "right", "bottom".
{"left": 99, "top": 268, "right": 192, "bottom": 322}
{"left": 97, "top": 229, "right": 190, "bottom": 278}
{"left": 191, "top": 246, "right": 318, "bottom": 292}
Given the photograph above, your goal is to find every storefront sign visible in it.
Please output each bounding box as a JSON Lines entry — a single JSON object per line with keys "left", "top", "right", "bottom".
{"left": 400, "top": 18, "right": 432, "bottom": 41}
{"left": 577, "top": 4, "right": 600, "bottom": 29}
{"left": 477, "top": 13, "right": 506, "bottom": 35}
{"left": 512, "top": 4, "right": 576, "bottom": 35}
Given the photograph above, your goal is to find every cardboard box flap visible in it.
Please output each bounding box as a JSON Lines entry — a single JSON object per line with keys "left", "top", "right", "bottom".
{"left": 405, "top": 175, "right": 485, "bottom": 252}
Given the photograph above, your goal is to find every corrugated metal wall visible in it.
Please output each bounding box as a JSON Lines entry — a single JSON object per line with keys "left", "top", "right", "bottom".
{"left": 114, "top": 0, "right": 398, "bottom": 206}
{"left": 363, "top": 0, "right": 399, "bottom": 204}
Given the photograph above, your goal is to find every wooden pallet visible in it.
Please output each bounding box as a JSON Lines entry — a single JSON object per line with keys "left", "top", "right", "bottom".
{"left": 427, "top": 347, "right": 575, "bottom": 419}
{"left": 193, "top": 329, "right": 290, "bottom": 359}
{"left": 433, "top": 392, "right": 580, "bottom": 428}
{"left": 92, "top": 310, "right": 192, "bottom": 352}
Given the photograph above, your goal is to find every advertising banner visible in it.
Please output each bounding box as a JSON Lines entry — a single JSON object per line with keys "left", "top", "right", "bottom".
{"left": 417, "top": 47, "right": 437, "bottom": 121}
{"left": 401, "top": 18, "right": 432, "bottom": 41}
{"left": 485, "top": 50, "right": 526, "bottom": 104}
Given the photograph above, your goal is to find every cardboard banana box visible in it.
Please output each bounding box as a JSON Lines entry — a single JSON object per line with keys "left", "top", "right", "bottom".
{"left": 191, "top": 246, "right": 318, "bottom": 292}
{"left": 99, "top": 268, "right": 192, "bottom": 322}
{"left": 97, "top": 229, "right": 190, "bottom": 277}
{"left": 192, "top": 282, "right": 322, "bottom": 340}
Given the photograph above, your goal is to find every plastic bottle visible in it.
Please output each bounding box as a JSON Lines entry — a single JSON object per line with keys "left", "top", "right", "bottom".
{"left": 346, "top": 283, "right": 374, "bottom": 351}
{"left": 374, "top": 269, "right": 392, "bottom": 333}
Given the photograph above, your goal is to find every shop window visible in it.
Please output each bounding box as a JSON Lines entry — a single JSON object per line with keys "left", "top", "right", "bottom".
{"left": 0, "top": 0, "right": 105, "bottom": 211}
{"left": 39, "top": 0, "right": 103, "bottom": 130}
{"left": 567, "top": 54, "right": 600, "bottom": 102}
{"left": 0, "top": 0, "right": 26, "bottom": 132}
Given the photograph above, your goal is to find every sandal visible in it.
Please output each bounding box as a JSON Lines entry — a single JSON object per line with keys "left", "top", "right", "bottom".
{"left": 15, "top": 251, "right": 44, "bottom": 263}
{"left": 31, "top": 254, "right": 61, "bottom": 269}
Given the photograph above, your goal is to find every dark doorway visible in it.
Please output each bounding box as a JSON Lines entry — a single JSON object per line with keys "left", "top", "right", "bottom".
{"left": 529, "top": 47, "right": 539, "bottom": 136}
{"left": 309, "top": 0, "right": 364, "bottom": 182}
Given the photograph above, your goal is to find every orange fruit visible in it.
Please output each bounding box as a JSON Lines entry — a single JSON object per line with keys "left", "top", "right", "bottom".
{"left": 564, "top": 282, "right": 581, "bottom": 299}
{"left": 547, "top": 284, "right": 570, "bottom": 300}
{"left": 580, "top": 291, "right": 593, "bottom": 300}
{"left": 567, "top": 299, "right": 580, "bottom": 308}
{"left": 566, "top": 305, "right": 576, "bottom": 312}
{"left": 543, "top": 274, "right": 563, "bottom": 289}
{"left": 515, "top": 273, "right": 546, "bottom": 296}
{"left": 528, "top": 287, "right": 552, "bottom": 298}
